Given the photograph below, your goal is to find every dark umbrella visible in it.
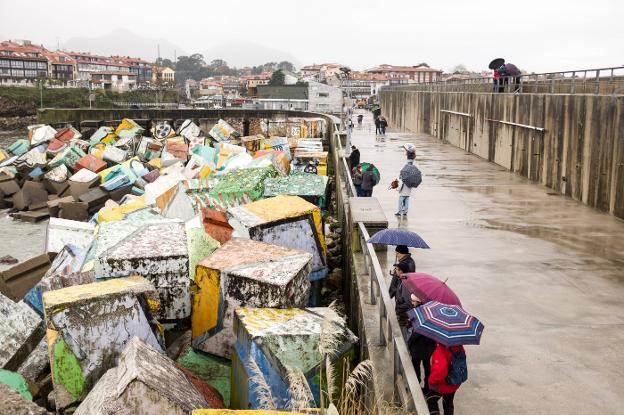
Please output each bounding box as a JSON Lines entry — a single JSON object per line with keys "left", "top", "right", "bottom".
{"left": 407, "top": 301, "right": 484, "bottom": 346}
{"left": 358, "top": 162, "right": 380, "bottom": 183}
{"left": 488, "top": 58, "right": 505, "bottom": 70}
{"left": 367, "top": 228, "right": 429, "bottom": 249}
{"left": 403, "top": 273, "right": 461, "bottom": 306}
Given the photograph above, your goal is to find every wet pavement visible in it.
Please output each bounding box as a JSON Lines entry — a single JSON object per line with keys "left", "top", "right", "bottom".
{"left": 351, "top": 110, "right": 624, "bottom": 414}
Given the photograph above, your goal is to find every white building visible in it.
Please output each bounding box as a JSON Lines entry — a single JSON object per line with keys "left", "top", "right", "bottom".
{"left": 308, "top": 81, "right": 342, "bottom": 114}
{"left": 91, "top": 71, "right": 137, "bottom": 92}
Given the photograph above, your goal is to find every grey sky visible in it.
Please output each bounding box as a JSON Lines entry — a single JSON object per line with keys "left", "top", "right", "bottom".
{"left": 1, "top": 0, "right": 622, "bottom": 73}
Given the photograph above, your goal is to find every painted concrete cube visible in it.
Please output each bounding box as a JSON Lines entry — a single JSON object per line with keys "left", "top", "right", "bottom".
{"left": 0, "top": 293, "right": 45, "bottom": 371}
{"left": 192, "top": 238, "right": 312, "bottom": 358}
{"left": 75, "top": 337, "right": 213, "bottom": 415}
{"left": 231, "top": 307, "right": 357, "bottom": 410}
{"left": 93, "top": 216, "right": 191, "bottom": 321}
{"left": 43, "top": 276, "right": 164, "bottom": 409}
{"left": 227, "top": 195, "right": 328, "bottom": 281}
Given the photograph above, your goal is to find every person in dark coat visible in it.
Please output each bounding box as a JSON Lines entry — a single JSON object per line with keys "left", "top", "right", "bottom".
{"left": 349, "top": 145, "right": 360, "bottom": 169}
{"left": 389, "top": 245, "right": 415, "bottom": 299}
{"left": 352, "top": 164, "right": 364, "bottom": 197}
{"left": 392, "top": 262, "right": 413, "bottom": 324}
{"left": 361, "top": 167, "right": 377, "bottom": 197}
{"left": 374, "top": 116, "right": 381, "bottom": 135}
{"left": 406, "top": 294, "right": 436, "bottom": 393}
{"left": 379, "top": 116, "right": 388, "bottom": 135}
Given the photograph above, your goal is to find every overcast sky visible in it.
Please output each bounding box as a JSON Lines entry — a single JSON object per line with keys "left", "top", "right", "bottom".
{"left": 1, "top": 0, "right": 622, "bottom": 73}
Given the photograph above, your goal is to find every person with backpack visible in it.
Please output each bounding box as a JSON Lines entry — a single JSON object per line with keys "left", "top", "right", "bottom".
{"left": 394, "top": 144, "right": 422, "bottom": 216}
{"left": 379, "top": 116, "right": 388, "bottom": 135}
{"left": 374, "top": 116, "right": 381, "bottom": 135}
{"left": 426, "top": 343, "right": 467, "bottom": 415}
{"left": 361, "top": 165, "right": 378, "bottom": 197}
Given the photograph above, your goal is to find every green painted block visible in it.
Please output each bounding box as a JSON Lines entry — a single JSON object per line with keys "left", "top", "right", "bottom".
{"left": 52, "top": 337, "right": 86, "bottom": 401}
{"left": 0, "top": 369, "right": 33, "bottom": 401}
{"left": 177, "top": 346, "right": 231, "bottom": 407}
{"left": 187, "top": 228, "right": 220, "bottom": 280}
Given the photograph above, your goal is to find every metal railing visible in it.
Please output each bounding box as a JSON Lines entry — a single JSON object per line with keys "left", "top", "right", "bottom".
{"left": 330, "top": 125, "right": 429, "bottom": 414}
{"left": 382, "top": 65, "right": 624, "bottom": 95}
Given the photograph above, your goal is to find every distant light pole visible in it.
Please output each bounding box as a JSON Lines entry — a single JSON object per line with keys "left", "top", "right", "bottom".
{"left": 340, "top": 66, "right": 352, "bottom": 148}
{"left": 38, "top": 79, "right": 43, "bottom": 109}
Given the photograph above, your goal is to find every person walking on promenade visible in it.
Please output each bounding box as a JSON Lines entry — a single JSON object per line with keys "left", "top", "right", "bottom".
{"left": 357, "top": 113, "right": 363, "bottom": 126}
{"left": 349, "top": 145, "right": 360, "bottom": 169}
{"left": 361, "top": 164, "right": 378, "bottom": 197}
{"left": 379, "top": 116, "right": 388, "bottom": 136}
{"left": 426, "top": 343, "right": 467, "bottom": 415}
{"left": 352, "top": 164, "right": 364, "bottom": 197}
{"left": 374, "top": 116, "right": 381, "bottom": 135}
{"left": 394, "top": 144, "right": 421, "bottom": 216}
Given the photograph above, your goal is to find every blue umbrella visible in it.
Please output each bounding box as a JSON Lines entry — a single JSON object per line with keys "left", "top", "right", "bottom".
{"left": 367, "top": 228, "right": 430, "bottom": 249}
{"left": 407, "top": 301, "right": 484, "bottom": 346}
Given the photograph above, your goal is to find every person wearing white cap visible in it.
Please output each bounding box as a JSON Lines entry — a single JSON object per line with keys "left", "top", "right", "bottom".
{"left": 393, "top": 144, "right": 421, "bottom": 216}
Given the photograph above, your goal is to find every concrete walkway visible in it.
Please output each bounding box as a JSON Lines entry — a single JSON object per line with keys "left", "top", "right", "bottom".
{"left": 350, "top": 109, "right": 624, "bottom": 414}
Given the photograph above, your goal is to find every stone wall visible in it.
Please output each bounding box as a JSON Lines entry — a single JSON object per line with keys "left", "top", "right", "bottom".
{"left": 380, "top": 90, "right": 624, "bottom": 219}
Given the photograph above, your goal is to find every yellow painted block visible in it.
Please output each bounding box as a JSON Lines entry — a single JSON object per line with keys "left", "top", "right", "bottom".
{"left": 192, "top": 267, "right": 220, "bottom": 339}
{"left": 235, "top": 307, "right": 305, "bottom": 336}
{"left": 43, "top": 276, "right": 153, "bottom": 310}
{"left": 0, "top": 149, "right": 7, "bottom": 162}
{"left": 193, "top": 410, "right": 316, "bottom": 415}
{"left": 101, "top": 134, "right": 117, "bottom": 144}
{"left": 243, "top": 196, "right": 326, "bottom": 253}
{"left": 148, "top": 158, "right": 162, "bottom": 169}
{"left": 198, "top": 164, "right": 212, "bottom": 180}
{"left": 97, "top": 196, "right": 146, "bottom": 222}
{"left": 114, "top": 118, "right": 140, "bottom": 135}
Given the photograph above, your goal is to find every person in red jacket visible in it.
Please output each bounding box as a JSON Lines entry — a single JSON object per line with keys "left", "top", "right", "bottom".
{"left": 426, "top": 343, "right": 465, "bottom": 415}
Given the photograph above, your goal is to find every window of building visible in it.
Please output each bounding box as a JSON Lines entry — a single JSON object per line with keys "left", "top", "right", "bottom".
{"left": 24, "top": 61, "right": 37, "bottom": 69}
{"left": 11, "top": 69, "right": 24, "bottom": 77}
{"left": 0, "top": 68, "right": 9, "bottom": 75}
{"left": 0, "top": 59, "right": 9, "bottom": 68}
{"left": 10, "top": 60, "right": 24, "bottom": 68}
{"left": 37, "top": 62, "right": 46, "bottom": 69}
{"left": 24, "top": 69, "right": 37, "bottom": 78}
{"left": 318, "top": 92, "right": 329, "bottom": 98}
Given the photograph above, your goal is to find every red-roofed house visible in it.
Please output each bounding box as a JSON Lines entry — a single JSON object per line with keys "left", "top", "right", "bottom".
{"left": 0, "top": 40, "right": 49, "bottom": 85}
{"left": 366, "top": 64, "right": 442, "bottom": 84}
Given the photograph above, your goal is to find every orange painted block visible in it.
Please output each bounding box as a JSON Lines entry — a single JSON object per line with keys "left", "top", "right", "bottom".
{"left": 75, "top": 155, "right": 107, "bottom": 173}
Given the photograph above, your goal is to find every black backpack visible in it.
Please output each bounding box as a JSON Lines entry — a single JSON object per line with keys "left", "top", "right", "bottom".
{"left": 400, "top": 163, "right": 422, "bottom": 188}
{"left": 445, "top": 349, "right": 468, "bottom": 385}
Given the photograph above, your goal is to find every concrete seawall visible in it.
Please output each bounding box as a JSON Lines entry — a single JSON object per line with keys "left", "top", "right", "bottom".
{"left": 380, "top": 91, "right": 624, "bottom": 219}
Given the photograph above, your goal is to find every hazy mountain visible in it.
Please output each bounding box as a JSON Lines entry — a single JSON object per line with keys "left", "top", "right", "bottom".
{"left": 204, "top": 40, "right": 301, "bottom": 68}
{"left": 63, "top": 28, "right": 184, "bottom": 61}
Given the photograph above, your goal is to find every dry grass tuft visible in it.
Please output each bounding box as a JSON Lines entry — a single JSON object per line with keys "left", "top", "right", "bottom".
{"left": 319, "top": 300, "right": 347, "bottom": 357}
{"left": 286, "top": 366, "right": 314, "bottom": 412}
{"left": 248, "top": 357, "right": 276, "bottom": 410}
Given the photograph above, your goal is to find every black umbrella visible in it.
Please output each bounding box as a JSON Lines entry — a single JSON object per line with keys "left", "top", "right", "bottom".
{"left": 488, "top": 58, "right": 505, "bottom": 70}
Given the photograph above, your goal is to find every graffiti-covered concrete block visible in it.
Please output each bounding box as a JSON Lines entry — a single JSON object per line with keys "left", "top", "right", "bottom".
{"left": 228, "top": 195, "right": 328, "bottom": 281}
{"left": 43, "top": 276, "right": 164, "bottom": 409}
{"left": 0, "top": 293, "right": 45, "bottom": 371}
{"left": 93, "top": 216, "right": 190, "bottom": 321}
{"left": 75, "top": 337, "right": 214, "bottom": 415}
{"left": 192, "top": 238, "right": 312, "bottom": 358}
{"left": 231, "top": 307, "right": 357, "bottom": 410}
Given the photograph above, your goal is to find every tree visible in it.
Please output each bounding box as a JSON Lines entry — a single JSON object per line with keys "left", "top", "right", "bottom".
{"left": 451, "top": 64, "right": 468, "bottom": 74}
{"left": 415, "top": 62, "right": 430, "bottom": 68}
{"left": 277, "top": 61, "right": 295, "bottom": 72}
{"left": 269, "top": 70, "right": 285, "bottom": 86}
{"left": 155, "top": 57, "right": 175, "bottom": 69}
{"left": 175, "top": 54, "right": 207, "bottom": 84}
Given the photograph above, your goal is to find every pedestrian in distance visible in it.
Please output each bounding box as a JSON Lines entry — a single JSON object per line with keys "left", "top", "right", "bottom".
{"left": 379, "top": 116, "right": 388, "bottom": 136}
{"left": 348, "top": 118, "right": 354, "bottom": 133}
{"left": 351, "top": 164, "right": 364, "bottom": 197}
{"left": 374, "top": 116, "right": 381, "bottom": 135}
{"left": 349, "top": 145, "right": 360, "bottom": 169}
{"left": 393, "top": 143, "right": 422, "bottom": 217}
{"left": 357, "top": 113, "right": 363, "bottom": 126}
{"left": 426, "top": 343, "right": 467, "bottom": 415}
{"left": 361, "top": 164, "right": 378, "bottom": 197}
{"left": 391, "top": 261, "right": 414, "bottom": 324}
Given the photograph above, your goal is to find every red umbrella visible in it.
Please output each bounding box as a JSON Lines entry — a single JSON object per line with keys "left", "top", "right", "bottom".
{"left": 402, "top": 273, "right": 462, "bottom": 306}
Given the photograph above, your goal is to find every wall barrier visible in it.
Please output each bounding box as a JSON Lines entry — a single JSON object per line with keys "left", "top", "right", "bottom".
{"left": 380, "top": 90, "right": 624, "bottom": 219}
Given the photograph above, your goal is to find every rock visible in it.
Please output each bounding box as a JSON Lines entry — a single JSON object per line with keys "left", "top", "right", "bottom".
{"left": 0, "top": 255, "right": 19, "bottom": 264}
{"left": 0, "top": 382, "right": 49, "bottom": 415}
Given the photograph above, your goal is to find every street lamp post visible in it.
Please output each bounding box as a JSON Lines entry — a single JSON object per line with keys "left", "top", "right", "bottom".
{"left": 340, "top": 66, "right": 352, "bottom": 149}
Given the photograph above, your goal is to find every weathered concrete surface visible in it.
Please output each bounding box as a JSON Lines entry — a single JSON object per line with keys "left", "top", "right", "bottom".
{"left": 0, "top": 210, "right": 47, "bottom": 273}
{"left": 351, "top": 110, "right": 624, "bottom": 414}
{"left": 380, "top": 91, "right": 624, "bottom": 219}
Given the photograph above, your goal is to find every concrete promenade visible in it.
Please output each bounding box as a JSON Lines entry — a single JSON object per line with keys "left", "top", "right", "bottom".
{"left": 351, "top": 109, "right": 624, "bottom": 414}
